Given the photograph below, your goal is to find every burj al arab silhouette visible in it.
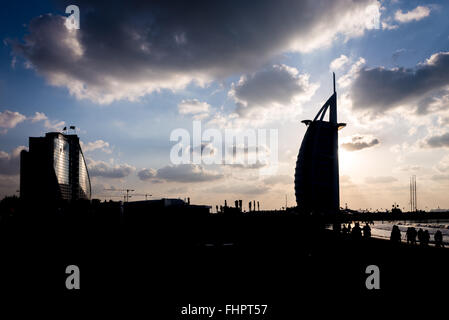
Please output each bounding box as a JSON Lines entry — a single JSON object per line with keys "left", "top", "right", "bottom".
{"left": 295, "top": 73, "right": 346, "bottom": 216}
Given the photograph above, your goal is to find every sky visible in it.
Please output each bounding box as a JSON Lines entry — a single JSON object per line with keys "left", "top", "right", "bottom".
{"left": 1, "top": 0, "right": 449, "bottom": 211}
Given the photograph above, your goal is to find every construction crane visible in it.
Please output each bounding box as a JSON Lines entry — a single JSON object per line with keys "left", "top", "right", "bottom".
{"left": 95, "top": 194, "right": 125, "bottom": 201}
{"left": 132, "top": 193, "right": 153, "bottom": 200}
{"left": 104, "top": 188, "right": 135, "bottom": 202}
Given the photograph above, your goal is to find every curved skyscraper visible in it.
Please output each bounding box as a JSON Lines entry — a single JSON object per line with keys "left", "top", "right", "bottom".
{"left": 20, "top": 132, "right": 91, "bottom": 202}
{"left": 294, "top": 74, "right": 345, "bottom": 215}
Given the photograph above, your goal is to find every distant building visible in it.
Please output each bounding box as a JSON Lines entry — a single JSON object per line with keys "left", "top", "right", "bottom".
{"left": 430, "top": 208, "right": 449, "bottom": 213}
{"left": 124, "top": 198, "right": 211, "bottom": 222}
{"left": 20, "top": 132, "right": 91, "bottom": 202}
{"left": 294, "top": 74, "right": 345, "bottom": 215}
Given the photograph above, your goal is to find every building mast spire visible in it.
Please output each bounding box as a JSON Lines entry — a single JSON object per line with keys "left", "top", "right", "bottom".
{"left": 333, "top": 72, "right": 336, "bottom": 94}
{"left": 330, "top": 72, "right": 337, "bottom": 124}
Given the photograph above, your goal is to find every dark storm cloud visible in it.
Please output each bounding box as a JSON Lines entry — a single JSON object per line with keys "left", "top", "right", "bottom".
{"left": 341, "top": 135, "right": 379, "bottom": 151}
{"left": 230, "top": 64, "right": 316, "bottom": 116}
{"left": 350, "top": 52, "right": 449, "bottom": 115}
{"left": 10, "top": 0, "right": 376, "bottom": 103}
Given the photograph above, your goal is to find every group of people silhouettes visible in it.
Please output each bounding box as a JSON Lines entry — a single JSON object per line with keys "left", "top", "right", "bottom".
{"left": 403, "top": 226, "right": 445, "bottom": 247}
{"left": 341, "top": 222, "right": 371, "bottom": 240}
{"left": 386, "top": 224, "right": 446, "bottom": 247}
{"left": 340, "top": 222, "right": 446, "bottom": 248}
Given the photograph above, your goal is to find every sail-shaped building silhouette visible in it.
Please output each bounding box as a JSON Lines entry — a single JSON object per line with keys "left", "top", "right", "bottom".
{"left": 20, "top": 132, "right": 91, "bottom": 202}
{"left": 294, "top": 73, "right": 345, "bottom": 215}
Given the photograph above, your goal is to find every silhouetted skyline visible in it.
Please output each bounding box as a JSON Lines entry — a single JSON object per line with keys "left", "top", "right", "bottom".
{"left": 1, "top": 1, "right": 449, "bottom": 211}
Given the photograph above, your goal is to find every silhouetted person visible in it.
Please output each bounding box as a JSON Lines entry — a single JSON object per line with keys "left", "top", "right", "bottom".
{"left": 406, "top": 227, "right": 417, "bottom": 245}
{"left": 362, "top": 223, "right": 371, "bottom": 239}
{"left": 334, "top": 223, "right": 341, "bottom": 234}
{"left": 435, "top": 230, "right": 444, "bottom": 248}
{"left": 347, "top": 223, "right": 352, "bottom": 233}
{"left": 390, "top": 225, "right": 401, "bottom": 243}
{"left": 342, "top": 224, "right": 348, "bottom": 236}
{"left": 351, "top": 222, "right": 362, "bottom": 241}
{"left": 417, "top": 228, "right": 424, "bottom": 245}
{"left": 423, "top": 230, "right": 430, "bottom": 247}
{"left": 412, "top": 227, "right": 417, "bottom": 245}
{"left": 406, "top": 227, "right": 413, "bottom": 244}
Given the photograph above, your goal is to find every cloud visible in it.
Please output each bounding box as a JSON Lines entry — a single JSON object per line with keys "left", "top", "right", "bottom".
{"left": 330, "top": 54, "right": 349, "bottom": 70}
{"left": 229, "top": 64, "right": 318, "bottom": 118}
{"left": 381, "top": 19, "right": 399, "bottom": 30}
{"left": 29, "top": 111, "right": 47, "bottom": 123}
{"left": 341, "top": 134, "right": 379, "bottom": 151}
{"left": 226, "top": 160, "right": 267, "bottom": 170}
{"left": 397, "top": 165, "right": 421, "bottom": 172}
{"left": 0, "top": 110, "right": 66, "bottom": 134}
{"left": 178, "top": 99, "right": 210, "bottom": 119}
{"left": 436, "top": 155, "right": 449, "bottom": 172}
{"left": 392, "top": 48, "right": 407, "bottom": 63}
{"left": 0, "top": 110, "right": 26, "bottom": 133}
{"left": 263, "top": 174, "right": 293, "bottom": 185}
{"left": 220, "top": 144, "right": 272, "bottom": 168}
{"left": 340, "top": 174, "right": 352, "bottom": 184}
{"left": 137, "top": 168, "right": 157, "bottom": 181}
{"left": 29, "top": 111, "right": 65, "bottom": 131}
{"left": 0, "top": 174, "right": 20, "bottom": 198}
{"left": 11, "top": 0, "right": 379, "bottom": 104}
{"left": 43, "top": 119, "right": 66, "bottom": 131}
{"left": 394, "top": 6, "right": 431, "bottom": 23}
{"left": 438, "top": 115, "right": 449, "bottom": 126}
{"left": 423, "top": 132, "right": 449, "bottom": 148}
{"left": 208, "top": 183, "right": 270, "bottom": 195}
{"left": 0, "top": 146, "right": 27, "bottom": 175}
{"left": 178, "top": 99, "right": 210, "bottom": 114}
{"left": 156, "top": 164, "right": 223, "bottom": 183}
{"left": 81, "top": 140, "right": 111, "bottom": 153}
{"left": 431, "top": 174, "right": 449, "bottom": 181}
{"left": 337, "top": 57, "right": 366, "bottom": 89}
{"left": 348, "top": 51, "right": 449, "bottom": 116}
{"left": 87, "top": 159, "right": 135, "bottom": 178}
{"left": 365, "top": 176, "right": 397, "bottom": 184}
